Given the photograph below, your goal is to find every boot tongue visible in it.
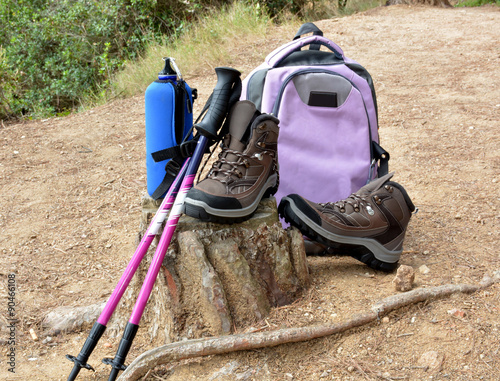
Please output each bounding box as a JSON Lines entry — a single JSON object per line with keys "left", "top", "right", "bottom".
{"left": 213, "top": 101, "right": 259, "bottom": 181}
{"left": 357, "top": 172, "right": 395, "bottom": 195}
{"left": 227, "top": 100, "right": 259, "bottom": 146}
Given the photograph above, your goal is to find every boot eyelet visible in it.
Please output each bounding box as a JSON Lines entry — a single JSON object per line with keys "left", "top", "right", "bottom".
{"left": 257, "top": 142, "right": 266, "bottom": 148}
{"left": 340, "top": 207, "right": 345, "bottom": 213}
{"left": 374, "top": 195, "right": 382, "bottom": 205}
{"left": 253, "top": 153, "right": 263, "bottom": 160}
{"left": 258, "top": 123, "right": 267, "bottom": 130}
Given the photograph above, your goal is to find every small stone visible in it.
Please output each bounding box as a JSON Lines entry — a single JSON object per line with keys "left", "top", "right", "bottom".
{"left": 447, "top": 308, "right": 466, "bottom": 318}
{"left": 417, "top": 351, "right": 444, "bottom": 372}
{"left": 42, "top": 336, "right": 52, "bottom": 344}
{"left": 29, "top": 328, "right": 39, "bottom": 341}
{"left": 419, "top": 265, "right": 430, "bottom": 275}
{"left": 347, "top": 366, "right": 355, "bottom": 372}
{"left": 382, "top": 316, "right": 390, "bottom": 323}
{"left": 393, "top": 265, "right": 415, "bottom": 291}
{"left": 103, "top": 342, "right": 113, "bottom": 348}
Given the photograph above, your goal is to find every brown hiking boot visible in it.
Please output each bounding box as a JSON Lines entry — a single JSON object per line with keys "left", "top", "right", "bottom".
{"left": 278, "top": 173, "right": 415, "bottom": 271}
{"left": 184, "top": 100, "right": 279, "bottom": 223}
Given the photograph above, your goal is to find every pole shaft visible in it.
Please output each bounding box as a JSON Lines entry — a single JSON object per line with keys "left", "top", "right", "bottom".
{"left": 97, "top": 159, "right": 190, "bottom": 325}
{"left": 129, "top": 136, "right": 208, "bottom": 324}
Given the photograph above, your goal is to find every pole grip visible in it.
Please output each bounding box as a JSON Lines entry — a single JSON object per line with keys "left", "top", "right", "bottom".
{"left": 194, "top": 67, "right": 241, "bottom": 140}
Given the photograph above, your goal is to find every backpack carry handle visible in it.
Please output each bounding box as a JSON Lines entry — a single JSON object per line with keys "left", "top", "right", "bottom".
{"left": 294, "top": 22, "right": 324, "bottom": 39}
{"left": 293, "top": 22, "right": 324, "bottom": 51}
{"left": 266, "top": 35, "right": 345, "bottom": 67}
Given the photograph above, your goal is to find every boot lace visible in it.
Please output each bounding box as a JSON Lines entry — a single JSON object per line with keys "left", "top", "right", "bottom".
{"left": 208, "top": 143, "right": 278, "bottom": 184}
{"left": 320, "top": 193, "right": 371, "bottom": 214}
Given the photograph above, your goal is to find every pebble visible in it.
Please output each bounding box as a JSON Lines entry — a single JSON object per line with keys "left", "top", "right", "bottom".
{"left": 29, "top": 328, "right": 39, "bottom": 341}
{"left": 419, "top": 265, "right": 430, "bottom": 275}
{"left": 417, "top": 351, "right": 444, "bottom": 372}
{"left": 447, "top": 308, "right": 466, "bottom": 318}
{"left": 393, "top": 265, "right": 415, "bottom": 291}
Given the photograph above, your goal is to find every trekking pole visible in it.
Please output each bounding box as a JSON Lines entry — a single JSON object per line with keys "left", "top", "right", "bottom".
{"left": 102, "top": 67, "right": 242, "bottom": 381}
{"left": 66, "top": 158, "right": 190, "bottom": 381}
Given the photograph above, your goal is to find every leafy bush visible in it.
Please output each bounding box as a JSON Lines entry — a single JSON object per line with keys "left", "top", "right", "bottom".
{"left": 455, "top": 0, "right": 499, "bottom": 6}
{"left": 0, "top": 0, "right": 231, "bottom": 118}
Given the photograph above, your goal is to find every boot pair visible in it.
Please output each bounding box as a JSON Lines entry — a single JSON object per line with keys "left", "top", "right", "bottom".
{"left": 184, "top": 101, "right": 415, "bottom": 271}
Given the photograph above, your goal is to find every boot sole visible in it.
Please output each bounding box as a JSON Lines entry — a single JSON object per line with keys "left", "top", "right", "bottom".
{"left": 184, "top": 175, "right": 278, "bottom": 224}
{"left": 278, "top": 196, "right": 399, "bottom": 272}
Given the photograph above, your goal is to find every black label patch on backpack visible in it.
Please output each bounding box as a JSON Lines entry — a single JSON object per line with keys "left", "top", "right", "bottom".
{"left": 308, "top": 91, "right": 338, "bottom": 108}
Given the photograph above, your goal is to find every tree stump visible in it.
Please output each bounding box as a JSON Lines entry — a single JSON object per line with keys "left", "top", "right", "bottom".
{"left": 107, "top": 195, "right": 309, "bottom": 346}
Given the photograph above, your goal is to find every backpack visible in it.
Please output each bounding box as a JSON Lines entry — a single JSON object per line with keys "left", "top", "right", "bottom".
{"left": 240, "top": 23, "right": 389, "bottom": 206}
{"left": 145, "top": 58, "right": 196, "bottom": 200}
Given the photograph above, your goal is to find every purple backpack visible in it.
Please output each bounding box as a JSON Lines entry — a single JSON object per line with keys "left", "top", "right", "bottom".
{"left": 241, "top": 23, "right": 389, "bottom": 206}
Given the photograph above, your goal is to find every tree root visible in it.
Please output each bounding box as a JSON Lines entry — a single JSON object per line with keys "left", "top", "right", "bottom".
{"left": 119, "top": 271, "right": 499, "bottom": 381}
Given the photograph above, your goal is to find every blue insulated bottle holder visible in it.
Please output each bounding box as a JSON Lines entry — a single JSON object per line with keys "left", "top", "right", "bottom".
{"left": 145, "top": 58, "right": 195, "bottom": 199}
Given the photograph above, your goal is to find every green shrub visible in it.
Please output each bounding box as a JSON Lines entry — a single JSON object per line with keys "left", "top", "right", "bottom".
{"left": 455, "top": 0, "right": 499, "bottom": 6}
{"left": 0, "top": 0, "right": 231, "bottom": 118}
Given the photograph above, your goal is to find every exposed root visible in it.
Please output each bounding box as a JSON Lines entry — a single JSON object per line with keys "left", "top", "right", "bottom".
{"left": 119, "top": 271, "right": 499, "bottom": 381}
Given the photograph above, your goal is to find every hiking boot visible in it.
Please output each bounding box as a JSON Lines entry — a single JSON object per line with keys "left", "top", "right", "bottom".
{"left": 278, "top": 173, "right": 415, "bottom": 271}
{"left": 184, "top": 100, "right": 280, "bottom": 223}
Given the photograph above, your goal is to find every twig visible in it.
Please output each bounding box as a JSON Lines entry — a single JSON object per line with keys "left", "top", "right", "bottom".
{"left": 118, "top": 271, "right": 500, "bottom": 381}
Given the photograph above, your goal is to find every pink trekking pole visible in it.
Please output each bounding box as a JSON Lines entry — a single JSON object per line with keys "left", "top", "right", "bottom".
{"left": 66, "top": 158, "right": 190, "bottom": 381}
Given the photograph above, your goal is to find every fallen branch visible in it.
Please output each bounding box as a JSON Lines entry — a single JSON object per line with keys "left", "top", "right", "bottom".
{"left": 119, "top": 271, "right": 499, "bottom": 381}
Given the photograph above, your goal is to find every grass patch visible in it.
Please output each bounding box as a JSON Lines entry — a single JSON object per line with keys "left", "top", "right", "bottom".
{"left": 455, "top": 0, "right": 499, "bottom": 6}
{"left": 110, "top": 2, "right": 271, "bottom": 99}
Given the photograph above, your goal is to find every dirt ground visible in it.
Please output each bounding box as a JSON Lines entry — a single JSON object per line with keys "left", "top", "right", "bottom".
{"left": 0, "top": 4, "right": 499, "bottom": 381}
